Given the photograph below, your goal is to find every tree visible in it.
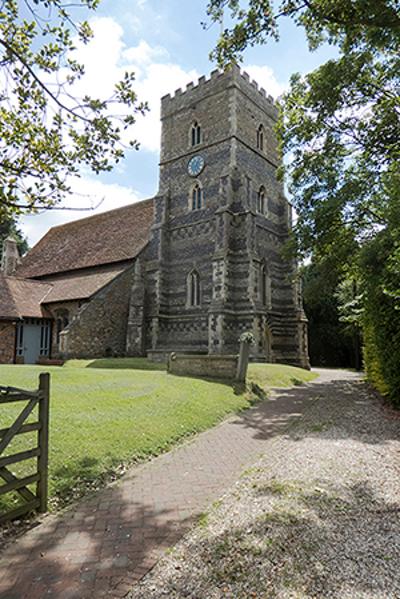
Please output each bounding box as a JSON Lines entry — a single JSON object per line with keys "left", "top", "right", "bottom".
{"left": 0, "top": 0, "right": 147, "bottom": 219}
{"left": 302, "top": 260, "right": 359, "bottom": 369}
{"left": 207, "top": 0, "right": 400, "bottom": 400}
{"left": 207, "top": 1, "right": 399, "bottom": 259}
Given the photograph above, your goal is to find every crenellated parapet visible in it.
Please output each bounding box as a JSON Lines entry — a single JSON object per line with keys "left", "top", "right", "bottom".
{"left": 161, "top": 64, "right": 278, "bottom": 121}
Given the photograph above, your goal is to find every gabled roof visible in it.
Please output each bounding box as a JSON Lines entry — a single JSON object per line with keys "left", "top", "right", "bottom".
{"left": 17, "top": 198, "right": 154, "bottom": 278}
{"left": 42, "top": 265, "right": 127, "bottom": 303}
{"left": 0, "top": 273, "right": 52, "bottom": 319}
{"left": 0, "top": 265, "right": 129, "bottom": 320}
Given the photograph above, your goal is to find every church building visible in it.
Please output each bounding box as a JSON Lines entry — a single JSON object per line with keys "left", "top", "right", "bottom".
{"left": 0, "top": 65, "right": 309, "bottom": 368}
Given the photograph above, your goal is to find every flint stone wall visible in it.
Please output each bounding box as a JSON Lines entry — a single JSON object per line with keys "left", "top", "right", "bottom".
{"left": 61, "top": 267, "right": 133, "bottom": 358}
{"left": 0, "top": 321, "right": 16, "bottom": 364}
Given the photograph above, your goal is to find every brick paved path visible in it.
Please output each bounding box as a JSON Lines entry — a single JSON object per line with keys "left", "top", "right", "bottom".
{"left": 0, "top": 369, "right": 360, "bottom": 599}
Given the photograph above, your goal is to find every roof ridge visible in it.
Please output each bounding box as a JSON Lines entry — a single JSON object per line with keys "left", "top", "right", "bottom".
{"left": 48, "top": 197, "right": 154, "bottom": 232}
{"left": 16, "top": 196, "right": 155, "bottom": 279}
{"left": 3, "top": 274, "right": 53, "bottom": 285}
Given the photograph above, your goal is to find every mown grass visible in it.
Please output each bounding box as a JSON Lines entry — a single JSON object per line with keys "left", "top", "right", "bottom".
{"left": 248, "top": 362, "right": 316, "bottom": 389}
{"left": 0, "top": 359, "right": 316, "bottom": 515}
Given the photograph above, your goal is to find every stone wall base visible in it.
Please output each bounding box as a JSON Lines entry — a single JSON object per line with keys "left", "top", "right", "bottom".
{"left": 168, "top": 353, "right": 238, "bottom": 380}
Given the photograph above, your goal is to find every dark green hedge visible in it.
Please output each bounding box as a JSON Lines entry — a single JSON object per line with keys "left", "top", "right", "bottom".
{"left": 361, "top": 233, "right": 400, "bottom": 408}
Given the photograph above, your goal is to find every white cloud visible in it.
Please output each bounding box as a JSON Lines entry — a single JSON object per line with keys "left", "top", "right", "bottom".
{"left": 17, "top": 18, "right": 286, "bottom": 247}
{"left": 243, "top": 64, "right": 287, "bottom": 99}
{"left": 133, "top": 63, "right": 199, "bottom": 152}
{"left": 122, "top": 40, "right": 168, "bottom": 65}
{"left": 65, "top": 19, "right": 283, "bottom": 155}
{"left": 18, "top": 18, "right": 200, "bottom": 245}
{"left": 67, "top": 17, "right": 199, "bottom": 153}
{"left": 20, "top": 177, "right": 144, "bottom": 247}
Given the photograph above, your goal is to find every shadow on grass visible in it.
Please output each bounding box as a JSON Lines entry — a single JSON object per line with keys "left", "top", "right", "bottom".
{"left": 85, "top": 358, "right": 166, "bottom": 371}
{"left": 0, "top": 369, "right": 399, "bottom": 598}
{"left": 50, "top": 456, "right": 110, "bottom": 511}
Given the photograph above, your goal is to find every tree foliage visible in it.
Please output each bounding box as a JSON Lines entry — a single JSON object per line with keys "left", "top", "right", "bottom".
{"left": 361, "top": 228, "right": 400, "bottom": 406}
{"left": 207, "top": 0, "right": 399, "bottom": 258}
{"left": 0, "top": 0, "right": 147, "bottom": 219}
{"left": 302, "top": 260, "right": 360, "bottom": 369}
{"left": 208, "top": 0, "right": 400, "bottom": 400}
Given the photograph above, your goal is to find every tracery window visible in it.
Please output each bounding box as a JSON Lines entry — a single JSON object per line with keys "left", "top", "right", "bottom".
{"left": 188, "top": 270, "right": 201, "bottom": 307}
{"left": 257, "top": 124, "right": 264, "bottom": 151}
{"left": 191, "top": 121, "right": 201, "bottom": 147}
{"left": 191, "top": 182, "right": 203, "bottom": 211}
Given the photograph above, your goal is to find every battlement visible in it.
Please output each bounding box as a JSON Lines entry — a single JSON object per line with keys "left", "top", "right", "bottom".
{"left": 161, "top": 63, "right": 277, "bottom": 117}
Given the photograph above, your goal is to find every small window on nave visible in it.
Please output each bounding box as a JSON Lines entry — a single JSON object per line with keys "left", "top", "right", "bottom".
{"left": 191, "top": 182, "right": 204, "bottom": 211}
{"left": 56, "top": 310, "right": 69, "bottom": 346}
{"left": 257, "top": 124, "right": 264, "bottom": 152}
{"left": 187, "top": 270, "right": 201, "bottom": 307}
{"left": 191, "top": 121, "right": 202, "bottom": 147}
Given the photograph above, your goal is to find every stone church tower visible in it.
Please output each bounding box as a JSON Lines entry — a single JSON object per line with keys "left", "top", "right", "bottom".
{"left": 128, "top": 65, "right": 309, "bottom": 367}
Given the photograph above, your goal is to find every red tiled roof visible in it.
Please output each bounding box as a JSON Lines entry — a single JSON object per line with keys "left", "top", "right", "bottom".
{"left": 17, "top": 199, "right": 154, "bottom": 278}
{"left": 42, "top": 265, "right": 126, "bottom": 303}
{"left": 0, "top": 265, "right": 128, "bottom": 319}
{"left": 0, "top": 273, "right": 52, "bottom": 319}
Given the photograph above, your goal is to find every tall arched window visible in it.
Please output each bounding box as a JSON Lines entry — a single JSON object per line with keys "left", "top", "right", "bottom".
{"left": 260, "top": 264, "right": 272, "bottom": 309}
{"left": 56, "top": 310, "right": 69, "bottom": 346}
{"left": 257, "top": 186, "right": 266, "bottom": 214}
{"left": 257, "top": 124, "right": 264, "bottom": 151}
{"left": 56, "top": 318, "right": 63, "bottom": 345}
{"left": 191, "top": 183, "right": 203, "bottom": 211}
{"left": 191, "top": 121, "right": 201, "bottom": 147}
{"left": 188, "top": 270, "right": 201, "bottom": 307}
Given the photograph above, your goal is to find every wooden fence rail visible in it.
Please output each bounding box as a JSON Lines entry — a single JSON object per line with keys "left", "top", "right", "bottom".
{"left": 0, "top": 373, "right": 50, "bottom": 525}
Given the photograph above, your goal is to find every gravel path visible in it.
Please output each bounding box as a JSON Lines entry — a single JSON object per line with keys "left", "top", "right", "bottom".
{"left": 128, "top": 369, "right": 400, "bottom": 599}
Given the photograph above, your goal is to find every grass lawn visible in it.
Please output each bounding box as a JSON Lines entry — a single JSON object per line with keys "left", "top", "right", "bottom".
{"left": 0, "top": 359, "right": 316, "bottom": 515}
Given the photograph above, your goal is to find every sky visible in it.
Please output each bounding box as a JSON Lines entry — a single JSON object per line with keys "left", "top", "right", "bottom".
{"left": 20, "top": 0, "right": 336, "bottom": 246}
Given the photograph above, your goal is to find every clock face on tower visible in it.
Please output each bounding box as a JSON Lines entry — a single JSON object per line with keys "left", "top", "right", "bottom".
{"left": 187, "top": 155, "right": 205, "bottom": 177}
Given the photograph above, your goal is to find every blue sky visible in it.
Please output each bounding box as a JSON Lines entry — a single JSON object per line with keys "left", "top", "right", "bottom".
{"left": 20, "top": 0, "right": 336, "bottom": 246}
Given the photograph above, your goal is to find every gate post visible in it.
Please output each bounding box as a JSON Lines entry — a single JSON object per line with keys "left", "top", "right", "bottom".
{"left": 37, "top": 373, "right": 50, "bottom": 513}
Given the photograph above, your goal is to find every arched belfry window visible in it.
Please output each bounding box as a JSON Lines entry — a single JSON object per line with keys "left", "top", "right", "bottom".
{"left": 187, "top": 270, "right": 201, "bottom": 307}
{"left": 257, "top": 186, "right": 266, "bottom": 214}
{"left": 191, "top": 121, "right": 201, "bottom": 147}
{"left": 260, "top": 264, "right": 272, "bottom": 309}
{"left": 191, "top": 182, "right": 204, "bottom": 211}
{"left": 257, "top": 124, "right": 264, "bottom": 151}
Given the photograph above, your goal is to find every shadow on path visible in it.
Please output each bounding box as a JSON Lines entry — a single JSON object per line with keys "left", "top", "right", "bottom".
{"left": 0, "top": 484, "right": 192, "bottom": 598}
{"left": 132, "top": 480, "right": 400, "bottom": 599}
{"left": 1, "top": 368, "right": 397, "bottom": 598}
{"left": 232, "top": 370, "right": 399, "bottom": 446}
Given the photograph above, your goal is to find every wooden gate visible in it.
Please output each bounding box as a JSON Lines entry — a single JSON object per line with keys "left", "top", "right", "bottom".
{"left": 0, "top": 373, "right": 50, "bottom": 524}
